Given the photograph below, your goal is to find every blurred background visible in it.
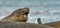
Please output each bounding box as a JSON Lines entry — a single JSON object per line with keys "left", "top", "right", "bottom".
{"left": 0, "top": 0, "right": 60, "bottom": 24}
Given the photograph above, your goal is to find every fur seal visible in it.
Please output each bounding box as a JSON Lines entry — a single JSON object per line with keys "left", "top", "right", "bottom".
{"left": 1, "top": 8, "right": 29, "bottom": 22}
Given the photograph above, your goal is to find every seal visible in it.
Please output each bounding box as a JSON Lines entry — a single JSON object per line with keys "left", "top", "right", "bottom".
{"left": 1, "top": 7, "right": 29, "bottom": 22}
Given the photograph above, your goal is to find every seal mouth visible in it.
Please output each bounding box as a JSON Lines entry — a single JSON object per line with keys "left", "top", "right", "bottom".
{"left": 22, "top": 12, "right": 29, "bottom": 18}
{"left": 24, "top": 12, "right": 28, "bottom": 15}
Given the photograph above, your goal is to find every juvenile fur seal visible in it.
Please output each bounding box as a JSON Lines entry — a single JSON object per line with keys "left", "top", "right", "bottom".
{"left": 1, "top": 8, "right": 29, "bottom": 22}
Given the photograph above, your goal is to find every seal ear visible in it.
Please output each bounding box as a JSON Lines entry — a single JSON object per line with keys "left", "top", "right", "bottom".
{"left": 37, "top": 18, "right": 42, "bottom": 24}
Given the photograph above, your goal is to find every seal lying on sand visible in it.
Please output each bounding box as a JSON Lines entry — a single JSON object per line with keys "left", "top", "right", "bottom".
{"left": 1, "top": 8, "right": 29, "bottom": 22}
